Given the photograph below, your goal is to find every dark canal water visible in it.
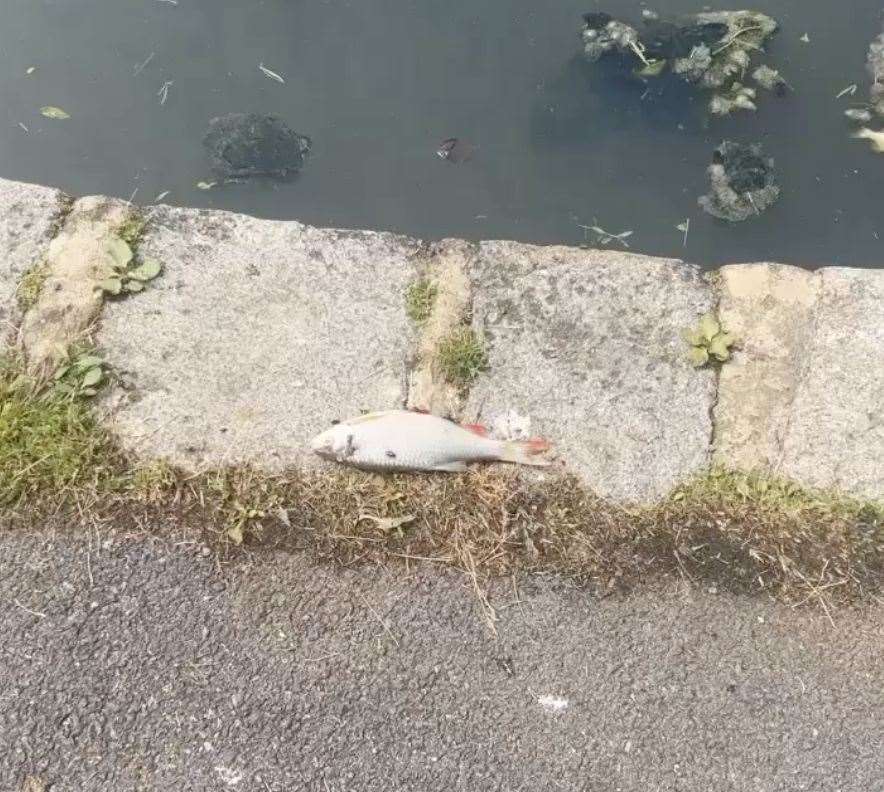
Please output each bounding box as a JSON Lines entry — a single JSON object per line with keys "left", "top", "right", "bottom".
{"left": 2, "top": 0, "right": 884, "bottom": 267}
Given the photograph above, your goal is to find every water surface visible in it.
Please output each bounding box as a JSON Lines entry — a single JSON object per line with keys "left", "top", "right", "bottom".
{"left": 2, "top": 0, "right": 883, "bottom": 267}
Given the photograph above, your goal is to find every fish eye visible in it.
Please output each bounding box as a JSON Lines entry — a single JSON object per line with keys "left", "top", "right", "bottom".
{"left": 330, "top": 419, "right": 340, "bottom": 425}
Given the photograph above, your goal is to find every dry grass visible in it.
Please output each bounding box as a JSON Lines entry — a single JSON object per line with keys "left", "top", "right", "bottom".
{"left": 2, "top": 354, "right": 881, "bottom": 608}
{"left": 67, "top": 464, "right": 880, "bottom": 610}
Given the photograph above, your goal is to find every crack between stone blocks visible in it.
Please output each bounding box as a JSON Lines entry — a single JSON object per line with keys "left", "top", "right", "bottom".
{"left": 5, "top": 192, "right": 77, "bottom": 350}
{"left": 48, "top": 191, "right": 76, "bottom": 240}
{"left": 706, "top": 268, "right": 724, "bottom": 467}
{"left": 404, "top": 240, "right": 478, "bottom": 418}
{"left": 18, "top": 195, "right": 142, "bottom": 373}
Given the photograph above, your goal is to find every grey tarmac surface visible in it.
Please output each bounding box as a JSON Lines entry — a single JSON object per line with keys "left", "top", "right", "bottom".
{"left": 1, "top": 528, "right": 881, "bottom": 792}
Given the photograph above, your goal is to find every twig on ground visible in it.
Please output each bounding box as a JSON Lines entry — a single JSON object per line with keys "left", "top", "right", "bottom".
{"left": 358, "top": 592, "right": 399, "bottom": 648}
{"left": 14, "top": 600, "right": 47, "bottom": 619}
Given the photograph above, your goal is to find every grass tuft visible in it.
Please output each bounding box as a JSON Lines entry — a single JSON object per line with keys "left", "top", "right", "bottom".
{"left": 405, "top": 279, "right": 438, "bottom": 325}
{"left": 129, "top": 459, "right": 178, "bottom": 502}
{"left": 0, "top": 355, "right": 122, "bottom": 508}
{"left": 438, "top": 328, "right": 488, "bottom": 387}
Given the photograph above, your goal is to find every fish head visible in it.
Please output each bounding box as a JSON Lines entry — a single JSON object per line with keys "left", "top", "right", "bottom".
{"left": 309, "top": 422, "right": 356, "bottom": 461}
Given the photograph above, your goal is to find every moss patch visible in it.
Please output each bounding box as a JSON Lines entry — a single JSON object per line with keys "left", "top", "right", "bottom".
{"left": 406, "top": 279, "right": 438, "bottom": 325}
{"left": 438, "top": 328, "right": 488, "bottom": 387}
{"left": 16, "top": 261, "right": 51, "bottom": 311}
{"left": 117, "top": 212, "right": 147, "bottom": 246}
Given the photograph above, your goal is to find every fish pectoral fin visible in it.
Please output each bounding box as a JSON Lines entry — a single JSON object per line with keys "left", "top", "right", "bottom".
{"left": 431, "top": 461, "right": 469, "bottom": 473}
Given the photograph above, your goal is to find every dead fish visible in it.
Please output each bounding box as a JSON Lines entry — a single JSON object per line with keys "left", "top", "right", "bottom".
{"left": 854, "top": 127, "right": 884, "bottom": 152}
{"left": 436, "top": 137, "right": 475, "bottom": 163}
{"left": 309, "top": 409, "right": 550, "bottom": 472}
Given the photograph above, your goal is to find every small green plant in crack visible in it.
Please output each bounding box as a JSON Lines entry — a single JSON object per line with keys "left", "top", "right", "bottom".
{"left": 16, "top": 260, "right": 51, "bottom": 311}
{"left": 406, "top": 279, "right": 438, "bottom": 325}
{"left": 683, "top": 312, "right": 735, "bottom": 368}
{"left": 438, "top": 327, "right": 488, "bottom": 387}
{"left": 51, "top": 350, "right": 108, "bottom": 398}
{"left": 117, "top": 213, "right": 147, "bottom": 246}
{"left": 95, "top": 234, "right": 163, "bottom": 297}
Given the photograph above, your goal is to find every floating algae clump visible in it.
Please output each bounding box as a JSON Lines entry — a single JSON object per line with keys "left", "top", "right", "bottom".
{"left": 581, "top": 9, "right": 783, "bottom": 116}
{"left": 848, "top": 29, "right": 884, "bottom": 149}
{"left": 203, "top": 113, "right": 311, "bottom": 179}
{"left": 698, "top": 141, "right": 780, "bottom": 222}
{"left": 867, "top": 31, "right": 884, "bottom": 116}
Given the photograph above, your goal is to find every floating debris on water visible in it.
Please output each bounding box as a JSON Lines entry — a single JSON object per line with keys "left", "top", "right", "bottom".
{"left": 800, "top": 33, "right": 810, "bottom": 44}
{"left": 865, "top": 30, "right": 884, "bottom": 119}
{"left": 157, "top": 80, "right": 173, "bottom": 105}
{"left": 18, "top": 122, "right": 29, "bottom": 133}
{"left": 709, "top": 82, "right": 756, "bottom": 115}
{"left": 676, "top": 218, "right": 690, "bottom": 247}
{"left": 853, "top": 128, "right": 884, "bottom": 153}
{"left": 154, "top": 190, "right": 171, "bottom": 202}
{"left": 40, "top": 106, "right": 70, "bottom": 119}
{"left": 578, "top": 222, "right": 633, "bottom": 248}
{"left": 436, "top": 137, "right": 475, "bottom": 163}
{"left": 752, "top": 65, "right": 788, "bottom": 94}
{"left": 836, "top": 84, "right": 858, "bottom": 99}
{"left": 844, "top": 28, "right": 884, "bottom": 148}
{"left": 258, "top": 63, "right": 285, "bottom": 84}
{"left": 26, "top": 66, "right": 36, "bottom": 76}
{"left": 845, "top": 108, "right": 873, "bottom": 123}
{"left": 581, "top": 9, "right": 784, "bottom": 117}
{"left": 203, "top": 113, "right": 311, "bottom": 178}
{"left": 133, "top": 52, "right": 155, "bottom": 76}
{"left": 196, "top": 180, "right": 217, "bottom": 190}
{"left": 699, "top": 141, "right": 780, "bottom": 222}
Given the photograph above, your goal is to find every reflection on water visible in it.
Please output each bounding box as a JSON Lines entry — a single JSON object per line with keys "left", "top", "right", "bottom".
{"left": 1, "top": 0, "right": 883, "bottom": 268}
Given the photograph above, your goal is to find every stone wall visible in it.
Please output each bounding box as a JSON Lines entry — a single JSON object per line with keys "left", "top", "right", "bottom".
{"left": 2, "top": 177, "right": 881, "bottom": 503}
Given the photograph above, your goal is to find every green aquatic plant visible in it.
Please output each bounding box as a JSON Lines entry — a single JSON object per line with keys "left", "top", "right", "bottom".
{"left": 683, "top": 312, "right": 735, "bottom": 367}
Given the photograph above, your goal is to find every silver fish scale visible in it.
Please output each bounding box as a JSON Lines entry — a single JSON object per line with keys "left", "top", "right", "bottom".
{"left": 339, "top": 412, "right": 501, "bottom": 471}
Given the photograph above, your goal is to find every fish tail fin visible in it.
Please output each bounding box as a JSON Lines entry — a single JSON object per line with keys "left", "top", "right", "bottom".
{"left": 499, "top": 437, "right": 552, "bottom": 467}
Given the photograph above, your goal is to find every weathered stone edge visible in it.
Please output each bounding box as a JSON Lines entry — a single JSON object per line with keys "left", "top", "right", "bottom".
{"left": 2, "top": 177, "right": 882, "bottom": 503}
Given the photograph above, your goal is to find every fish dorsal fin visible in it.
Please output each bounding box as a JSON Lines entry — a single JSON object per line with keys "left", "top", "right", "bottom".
{"left": 461, "top": 422, "right": 490, "bottom": 437}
